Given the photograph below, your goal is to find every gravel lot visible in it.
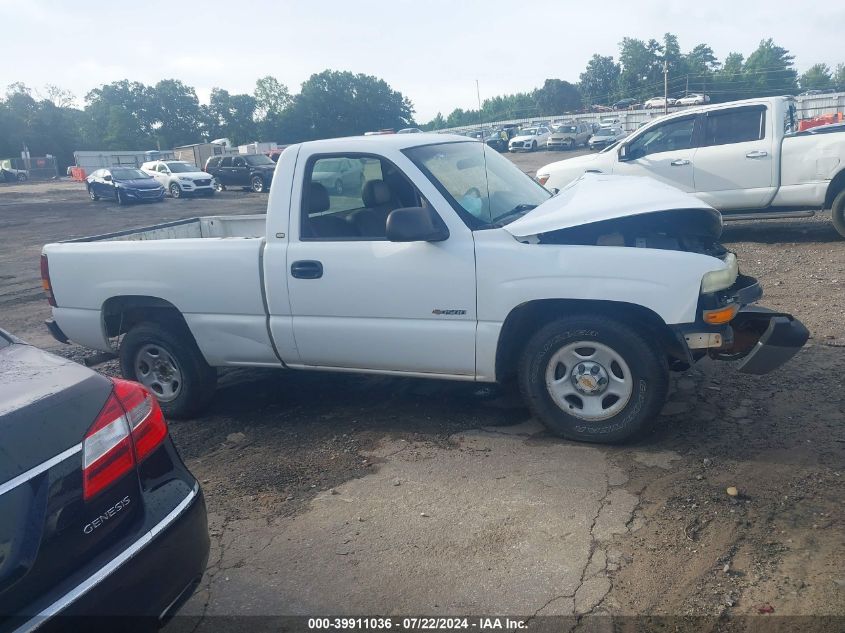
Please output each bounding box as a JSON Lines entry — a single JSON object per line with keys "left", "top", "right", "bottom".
{"left": 1, "top": 155, "right": 843, "bottom": 627}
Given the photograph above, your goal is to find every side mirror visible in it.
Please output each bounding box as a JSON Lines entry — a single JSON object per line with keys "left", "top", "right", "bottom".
{"left": 103, "top": 175, "right": 113, "bottom": 182}
{"left": 618, "top": 145, "right": 627, "bottom": 160}
{"left": 386, "top": 206, "right": 449, "bottom": 242}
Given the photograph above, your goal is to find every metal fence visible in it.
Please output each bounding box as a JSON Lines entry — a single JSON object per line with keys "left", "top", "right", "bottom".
{"left": 1, "top": 156, "right": 59, "bottom": 181}
{"left": 437, "top": 92, "right": 845, "bottom": 135}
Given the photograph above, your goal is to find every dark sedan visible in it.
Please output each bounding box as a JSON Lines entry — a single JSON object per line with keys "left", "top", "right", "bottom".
{"left": 0, "top": 329, "right": 208, "bottom": 631}
{"left": 86, "top": 168, "right": 165, "bottom": 205}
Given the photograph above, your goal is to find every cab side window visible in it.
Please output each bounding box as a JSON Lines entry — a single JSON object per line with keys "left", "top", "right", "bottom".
{"left": 627, "top": 117, "right": 696, "bottom": 159}
{"left": 301, "top": 155, "right": 424, "bottom": 241}
{"left": 233, "top": 157, "right": 246, "bottom": 168}
{"left": 220, "top": 157, "right": 232, "bottom": 168}
{"left": 157, "top": 164, "right": 168, "bottom": 173}
{"left": 702, "top": 107, "right": 766, "bottom": 146}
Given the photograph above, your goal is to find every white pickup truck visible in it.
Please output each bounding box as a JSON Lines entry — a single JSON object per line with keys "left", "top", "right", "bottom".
{"left": 42, "top": 134, "right": 808, "bottom": 443}
{"left": 537, "top": 96, "right": 845, "bottom": 237}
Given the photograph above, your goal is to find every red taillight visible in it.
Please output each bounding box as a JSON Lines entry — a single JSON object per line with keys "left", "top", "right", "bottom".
{"left": 40, "top": 254, "right": 56, "bottom": 307}
{"left": 83, "top": 379, "right": 168, "bottom": 501}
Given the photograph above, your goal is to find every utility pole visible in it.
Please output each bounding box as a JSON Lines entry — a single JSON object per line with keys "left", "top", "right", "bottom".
{"left": 685, "top": 74, "right": 689, "bottom": 97}
{"left": 664, "top": 61, "right": 669, "bottom": 115}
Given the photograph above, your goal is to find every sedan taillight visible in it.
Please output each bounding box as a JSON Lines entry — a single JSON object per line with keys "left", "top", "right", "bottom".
{"left": 83, "top": 379, "right": 168, "bottom": 500}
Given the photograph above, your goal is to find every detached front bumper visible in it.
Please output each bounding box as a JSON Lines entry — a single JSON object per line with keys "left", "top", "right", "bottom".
{"left": 721, "top": 307, "right": 809, "bottom": 375}
{"left": 674, "top": 274, "right": 808, "bottom": 375}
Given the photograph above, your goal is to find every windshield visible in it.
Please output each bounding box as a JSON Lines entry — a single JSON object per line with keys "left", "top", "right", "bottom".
{"left": 519, "top": 128, "right": 537, "bottom": 136}
{"left": 244, "top": 154, "right": 274, "bottom": 166}
{"left": 595, "top": 128, "right": 615, "bottom": 137}
{"left": 166, "top": 162, "right": 196, "bottom": 173}
{"left": 403, "top": 141, "right": 551, "bottom": 229}
{"left": 111, "top": 168, "right": 149, "bottom": 180}
{"left": 556, "top": 126, "right": 577, "bottom": 133}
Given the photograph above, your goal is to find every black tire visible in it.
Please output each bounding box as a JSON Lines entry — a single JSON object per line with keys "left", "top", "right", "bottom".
{"left": 119, "top": 321, "right": 217, "bottom": 419}
{"left": 831, "top": 189, "right": 845, "bottom": 238}
{"left": 169, "top": 183, "right": 182, "bottom": 199}
{"left": 334, "top": 179, "right": 343, "bottom": 195}
{"left": 88, "top": 186, "right": 99, "bottom": 201}
{"left": 116, "top": 189, "right": 127, "bottom": 206}
{"left": 531, "top": 141, "right": 537, "bottom": 152}
{"left": 16, "top": 172, "right": 26, "bottom": 182}
{"left": 250, "top": 175, "right": 265, "bottom": 193}
{"left": 518, "top": 315, "right": 669, "bottom": 444}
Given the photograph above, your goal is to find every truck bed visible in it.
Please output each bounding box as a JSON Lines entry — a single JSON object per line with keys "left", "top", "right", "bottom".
{"left": 66, "top": 214, "right": 267, "bottom": 243}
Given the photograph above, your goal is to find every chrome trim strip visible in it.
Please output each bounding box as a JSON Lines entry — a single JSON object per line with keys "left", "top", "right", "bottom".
{"left": 0, "top": 444, "right": 82, "bottom": 498}
{"left": 12, "top": 483, "right": 199, "bottom": 633}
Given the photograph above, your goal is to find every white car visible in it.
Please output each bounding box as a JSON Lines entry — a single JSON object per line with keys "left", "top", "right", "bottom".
{"left": 536, "top": 96, "right": 845, "bottom": 237}
{"left": 508, "top": 126, "right": 551, "bottom": 152}
{"left": 676, "top": 94, "right": 711, "bottom": 106}
{"left": 644, "top": 97, "right": 676, "bottom": 109}
{"left": 42, "top": 134, "right": 807, "bottom": 444}
{"left": 141, "top": 160, "right": 216, "bottom": 198}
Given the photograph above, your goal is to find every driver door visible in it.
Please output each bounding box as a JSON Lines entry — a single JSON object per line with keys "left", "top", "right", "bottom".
{"left": 270, "top": 151, "right": 478, "bottom": 376}
{"left": 613, "top": 115, "right": 699, "bottom": 192}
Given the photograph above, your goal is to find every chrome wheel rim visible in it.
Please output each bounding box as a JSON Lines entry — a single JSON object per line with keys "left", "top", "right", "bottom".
{"left": 89, "top": 189, "right": 96, "bottom": 199}
{"left": 134, "top": 344, "right": 183, "bottom": 402}
{"left": 170, "top": 184, "right": 180, "bottom": 198}
{"left": 545, "top": 341, "right": 633, "bottom": 421}
{"left": 252, "top": 177, "right": 263, "bottom": 192}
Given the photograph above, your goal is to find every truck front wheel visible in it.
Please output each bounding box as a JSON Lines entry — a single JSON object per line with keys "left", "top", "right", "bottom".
{"left": 831, "top": 189, "right": 845, "bottom": 238}
{"left": 119, "top": 321, "right": 217, "bottom": 419}
{"left": 518, "top": 315, "right": 668, "bottom": 443}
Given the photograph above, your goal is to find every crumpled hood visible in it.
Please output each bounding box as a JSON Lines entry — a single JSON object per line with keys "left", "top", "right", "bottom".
{"left": 504, "top": 173, "right": 720, "bottom": 239}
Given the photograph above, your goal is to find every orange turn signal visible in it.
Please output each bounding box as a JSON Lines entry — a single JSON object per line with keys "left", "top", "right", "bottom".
{"left": 702, "top": 304, "right": 739, "bottom": 325}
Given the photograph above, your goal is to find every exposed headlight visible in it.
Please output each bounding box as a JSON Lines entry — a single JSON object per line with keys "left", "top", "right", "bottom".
{"left": 701, "top": 253, "right": 738, "bottom": 293}
{"left": 178, "top": 176, "right": 192, "bottom": 181}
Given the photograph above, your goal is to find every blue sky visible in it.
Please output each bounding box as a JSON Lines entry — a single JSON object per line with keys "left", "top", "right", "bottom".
{"left": 2, "top": 0, "right": 843, "bottom": 121}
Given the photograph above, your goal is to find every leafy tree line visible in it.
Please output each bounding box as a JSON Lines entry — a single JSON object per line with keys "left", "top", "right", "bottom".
{"left": 0, "top": 71, "right": 414, "bottom": 170}
{"left": 425, "top": 36, "right": 845, "bottom": 130}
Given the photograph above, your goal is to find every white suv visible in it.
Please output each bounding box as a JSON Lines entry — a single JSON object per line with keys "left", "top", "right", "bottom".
{"left": 141, "top": 160, "right": 215, "bottom": 198}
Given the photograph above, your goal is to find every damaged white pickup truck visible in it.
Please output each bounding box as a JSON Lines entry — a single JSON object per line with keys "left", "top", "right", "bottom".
{"left": 42, "top": 134, "right": 808, "bottom": 443}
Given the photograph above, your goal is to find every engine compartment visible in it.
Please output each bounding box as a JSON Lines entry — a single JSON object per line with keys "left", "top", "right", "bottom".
{"left": 531, "top": 208, "right": 727, "bottom": 257}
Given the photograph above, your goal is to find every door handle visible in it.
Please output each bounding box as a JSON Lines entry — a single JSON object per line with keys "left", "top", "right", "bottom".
{"left": 670, "top": 159, "right": 691, "bottom": 166}
{"left": 746, "top": 150, "right": 768, "bottom": 158}
{"left": 290, "top": 260, "right": 323, "bottom": 279}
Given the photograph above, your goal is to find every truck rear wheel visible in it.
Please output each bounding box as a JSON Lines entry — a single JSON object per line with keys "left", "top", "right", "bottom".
{"left": 831, "top": 190, "right": 845, "bottom": 238}
{"left": 119, "top": 321, "right": 217, "bottom": 419}
{"left": 518, "top": 315, "right": 668, "bottom": 443}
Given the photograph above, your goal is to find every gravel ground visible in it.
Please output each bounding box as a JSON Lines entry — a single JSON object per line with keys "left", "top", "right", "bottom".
{"left": 1, "top": 167, "right": 842, "bottom": 626}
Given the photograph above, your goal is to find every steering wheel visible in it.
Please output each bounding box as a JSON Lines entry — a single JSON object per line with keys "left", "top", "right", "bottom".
{"left": 464, "top": 187, "right": 482, "bottom": 198}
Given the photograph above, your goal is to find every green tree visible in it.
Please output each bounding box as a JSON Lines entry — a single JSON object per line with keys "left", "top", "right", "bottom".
{"left": 150, "top": 79, "right": 203, "bottom": 148}
{"left": 84, "top": 80, "right": 155, "bottom": 148}
{"left": 799, "top": 63, "right": 832, "bottom": 90}
{"left": 743, "top": 39, "right": 798, "bottom": 96}
{"left": 534, "top": 79, "right": 581, "bottom": 114}
{"left": 203, "top": 88, "right": 258, "bottom": 145}
{"left": 618, "top": 38, "right": 662, "bottom": 101}
{"left": 579, "top": 54, "right": 620, "bottom": 105}
{"left": 835, "top": 64, "right": 845, "bottom": 90}
{"left": 279, "top": 70, "right": 414, "bottom": 141}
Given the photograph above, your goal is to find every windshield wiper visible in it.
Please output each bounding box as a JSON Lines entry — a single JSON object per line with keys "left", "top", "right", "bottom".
{"left": 491, "top": 204, "right": 537, "bottom": 227}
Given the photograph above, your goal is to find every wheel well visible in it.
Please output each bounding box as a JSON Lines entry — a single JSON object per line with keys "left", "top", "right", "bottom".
{"left": 494, "top": 299, "right": 682, "bottom": 383}
{"left": 102, "top": 295, "right": 190, "bottom": 338}
{"left": 825, "top": 169, "right": 845, "bottom": 209}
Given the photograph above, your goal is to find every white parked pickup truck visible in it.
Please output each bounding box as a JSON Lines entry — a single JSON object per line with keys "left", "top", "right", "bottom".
{"left": 537, "top": 96, "right": 845, "bottom": 237}
{"left": 42, "top": 134, "right": 808, "bottom": 443}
